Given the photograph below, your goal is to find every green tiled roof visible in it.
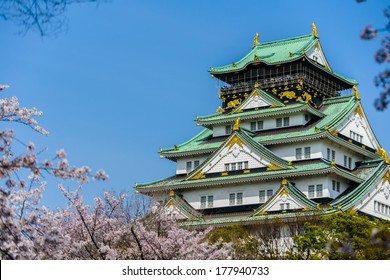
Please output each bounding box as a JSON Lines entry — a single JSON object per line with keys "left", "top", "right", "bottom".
{"left": 137, "top": 160, "right": 331, "bottom": 192}
{"left": 210, "top": 34, "right": 316, "bottom": 73}
{"left": 197, "top": 102, "right": 325, "bottom": 127}
{"left": 209, "top": 34, "right": 356, "bottom": 85}
{"left": 161, "top": 95, "right": 360, "bottom": 158}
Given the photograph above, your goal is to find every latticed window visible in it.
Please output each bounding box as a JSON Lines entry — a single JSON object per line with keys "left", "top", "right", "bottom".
{"left": 276, "top": 118, "right": 282, "bottom": 127}
{"left": 237, "top": 162, "right": 243, "bottom": 170}
{"left": 244, "top": 161, "right": 249, "bottom": 169}
{"left": 316, "top": 184, "right": 323, "bottom": 197}
{"left": 186, "top": 161, "right": 192, "bottom": 172}
{"left": 207, "top": 196, "right": 214, "bottom": 208}
{"left": 200, "top": 196, "right": 206, "bottom": 208}
{"left": 332, "top": 150, "right": 336, "bottom": 161}
{"left": 224, "top": 163, "right": 229, "bottom": 171}
{"left": 267, "top": 189, "right": 273, "bottom": 198}
{"left": 225, "top": 125, "right": 232, "bottom": 135}
{"left": 296, "top": 148, "right": 302, "bottom": 160}
{"left": 344, "top": 155, "right": 348, "bottom": 167}
{"left": 304, "top": 147, "right": 311, "bottom": 159}
{"left": 231, "top": 163, "right": 236, "bottom": 171}
{"left": 308, "top": 185, "right": 315, "bottom": 198}
{"left": 236, "top": 193, "right": 243, "bottom": 205}
{"left": 348, "top": 157, "right": 352, "bottom": 169}
{"left": 194, "top": 160, "right": 200, "bottom": 168}
{"left": 259, "top": 190, "right": 266, "bottom": 202}
{"left": 327, "top": 148, "right": 330, "bottom": 161}
{"left": 258, "top": 121, "right": 264, "bottom": 130}
{"left": 229, "top": 193, "right": 235, "bottom": 206}
{"left": 250, "top": 122, "right": 256, "bottom": 131}
{"left": 283, "top": 117, "right": 290, "bottom": 126}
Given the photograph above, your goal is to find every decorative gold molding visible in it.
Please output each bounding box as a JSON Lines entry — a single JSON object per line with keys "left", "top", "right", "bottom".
{"left": 191, "top": 171, "right": 205, "bottom": 180}
{"left": 311, "top": 22, "right": 319, "bottom": 38}
{"left": 266, "top": 163, "right": 283, "bottom": 171}
{"left": 233, "top": 117, "right": 241, "bottom": 131}
{"left": 354, "top": 105, "right": 364, "bottom": 118}
{"left": 243, "top": 169, "right": 250, "bottom": 174}
{"left": 253, "top": 33, "right": 260, "bottom": 47}
{"left": 227, "top": 135, "right": 245, "bottom": 150}
{"left": 221, "top": 172, "right": 228, "bottom": 176}
{"left": 377, "top": 148, "right": 390, "bottom": 164}
{"left": 382, "top": 169, "right": 390, "bottom": 185}
{"left": 352, "top": 85, "right": 360, "bottom": 100}
{"left": 281, "top": 178, "right": 288, "bottom": 186}
{"left": 170, "top": 190, "right": 175, "bottom": 197}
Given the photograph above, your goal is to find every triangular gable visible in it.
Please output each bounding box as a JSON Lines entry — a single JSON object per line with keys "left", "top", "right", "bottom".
{"left": 186, "top": 129, "right": 290, "bottom": 180}
{"left": 305, "top": 41, "right": 332, "bottom": 70}
{"left": 164, "top": 194, "right": 203, "bottom": 221}
{"left": 252, "top": 180, "right": 318, "bottom": 216}
{"left": 337, "top": 103, "right": 381, "bottom": 150}
{"left": 347, "top": 167, "right": 390, "bottom": 219}
{"left": 232, "top": 89, "right": 284, "bottom": 113}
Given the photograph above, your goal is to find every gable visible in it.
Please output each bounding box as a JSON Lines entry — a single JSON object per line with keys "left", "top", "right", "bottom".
{"left": 337, "top": 104, "right": 380, "bottom": 150}
{"left": 253, "top": 181, "right": 317, "bottom": 215}
{"left": 232, "top": 89, "right": 284, "bottom": 113}
{"left": 187, "top": 131, "right": 289, "bottom": 180}
{"left": 356, "top": 169, "right": 390, "bottom": 219}
{"left": 306, "top": 41, "right": 331, "bottom": 70}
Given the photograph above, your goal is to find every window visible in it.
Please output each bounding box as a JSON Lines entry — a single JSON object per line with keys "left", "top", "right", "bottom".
{"left": 229, "top": 193, "right": 235, "bottom": 206}
{"left": 283, "top": 117, "right": 290, "bottom": 126}
{"left": 207, "top": 196, "right": 214, "bottom": 208}
{"left": 225, "top": 125, "right": 232, "bottom": 135}
{"left": 344, "top": 155, "right": 348, "bottom": 167}
{"left": 332, "top": 180, "right": 341, "bottom": 193}
{"left": 280, "top": 203, "right": 290, "bottom": 210}
{"left": 305, "top": 114, "right": 309, "bottom": 121}
{"left": 194, "top": 160, "right": 200, "bottom": 168}
{"left": 257, "top": 121, "right": 264, "bottom": 130}
{"left": 237, "top": 162, "right": 243, "bottom": 170}
{"left": 304, "top": 147, "right": 311, "bottom": 159}
{"left": 276, "top": 118, "right": 282, "bottom": 128}
{"left": 316, "top": 184, "right": 323, "bottom": 197}
{"left": 296, "top": 148, "right": 302, "bottom": 160}
{"left": 186, "top": 161, "right": 192, "bottom": 172}
{"left": 350, "top": 131, "right": 363, "bottom": 143}
{"left": 375, "top": 201, "right": 390, "bottom": 216}
{"left": 267, "top": 189, "right": 273, "bottom": 198}
{"left": 200, "top": 196, "right": 206, "bottom": 208}
{"left": 224, "top": 163, "right": 230, "bottom": 171}
{"left": 244, "top": 161, "right": 249, "bottom": 169}
{"left": 236, "top": 193, "right": 243, "bottom": 205}
{"left": 259, "top": 190, "right": 266, "bottom": 202}
{"left": 308, "top": 185, "right": 315, "bottom": 198}
{"left": 231, "top": 163, "right": 236, "bottom": 171}
{"left": 348, "top": 157, "right": 352, "bottom": 169}
{"left": 250, "top": 122, "right": 256, "bottom": 131}
{"left": 327, "top": 148, "right": 330, "bottom": 161}
{"left": 332, "top": 150, "right": 336, "bottom": 161}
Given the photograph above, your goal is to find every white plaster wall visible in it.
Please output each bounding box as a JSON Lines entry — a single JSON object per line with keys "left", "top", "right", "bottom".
{"left": 359, "top": 179, "right": 390, "bottom": 220}
{"left": 213, "top": 125, "right": 231, "bottom": 137}
{"left": 183, "top": 181, "right": 280, "bottom": 209}
{"left": 212, "top": 112, "right": 310, "bottom": 137}
{"left": 269, "top": 140, "right": 323, "bottom": 162}
{"left": 292, "top": 176, "right": 330, "bottom": 198}
{"left": 200, "top": 143, "right": 268, "bottom": 175}
{"left": 176, "top": 156, "right": 208, "bottom": 175}
{"left": 306, "top": 46, "right": 327, "bottom": 66}
{"left": 241, "top": 95, "right": 270, "bottom": 110}
{"left": 323, "top": 140, "right": 366, "bottom": 170}
{"left": 338, "top": 112, "right": 379, "bottom": 150}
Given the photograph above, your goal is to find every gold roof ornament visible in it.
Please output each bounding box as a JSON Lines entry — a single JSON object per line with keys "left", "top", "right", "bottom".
{"left": 377, "top": 147, "right": 390, "bottom": 164}
{"left": 352, "top": 85, "right": 360, "bottom": 100}
{"left": 233, "top": 117, "right": 241, "bottom": 131}
{"left": 311, "top": 22, "right": 319, "bottom": 38}
{"left": 253, "top": 33, "right": 260, "bottom": 48}
{"left": 282, "top": 178, "right": 288, "bottom": 185}
{"left": 216, "top": 106, "right": 222, "bottom": 114}
{"left": 170, "top": 190, "right": 175, "bottom": 197}
{"left": 174, "top": 145, "right": 179, "bottom": 151}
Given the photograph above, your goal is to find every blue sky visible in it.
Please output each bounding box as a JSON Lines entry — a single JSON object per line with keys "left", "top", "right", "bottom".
{"left": 0, "top": 0, "right": 388, "bottom": 209}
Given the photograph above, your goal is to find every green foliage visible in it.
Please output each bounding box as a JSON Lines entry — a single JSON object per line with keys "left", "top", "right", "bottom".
{"left": 287, "top": 211, "right": 390, "bottom": 260}
{"left": 288, "top": 222, "right": 327, "bottom": 260}
{"left": 208, "top": 225, "right": 259, "bottom": 259}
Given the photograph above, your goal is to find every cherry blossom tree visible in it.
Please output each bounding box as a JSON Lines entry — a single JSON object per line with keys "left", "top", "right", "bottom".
{"left": 0, "top": 85, "right": 231, "bottom": 260}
